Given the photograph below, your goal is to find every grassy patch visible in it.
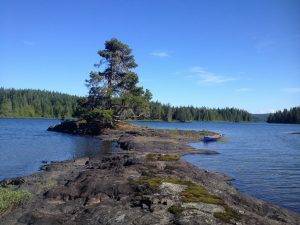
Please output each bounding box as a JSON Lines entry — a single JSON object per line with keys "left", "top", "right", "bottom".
{"left": 146, "top": 153, "right": 180, "bottom": 161}
{"left": 213, "top": 206, "right": 241, "bottom": 223}
{"left": 132, "top": 177, "right": 222, "bottom": 205}
{"left": 37, "top": 179, "right": 57, "bottom": 192}
{"left": 131, "top": 176, "right": 241, "bottom": 221}
{"left": 0, "top": 187, "right": 31, "bottom": 214}
{"left": 168, "top": 204, "right": 184, "bottom": 216}
{"left": 131, "top": 177, "right": 163, "bottom": 189}
{"left": 180, "top": 181, "right": 223, "bottom": 205}
{"left": 165, "top": 129, "right": 216, "bottom": 140}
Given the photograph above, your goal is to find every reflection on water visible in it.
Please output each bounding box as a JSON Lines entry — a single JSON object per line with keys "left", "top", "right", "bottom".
{"left": 132, "top": 121, "right": 300, "bottom": 213}
{"left": 0, "top": 119, "right": 105, "bottom": 180}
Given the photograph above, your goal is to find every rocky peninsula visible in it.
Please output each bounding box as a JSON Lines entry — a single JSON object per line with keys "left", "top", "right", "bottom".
{"left": 0, "top": 122, "right": 299, "bottom": 225}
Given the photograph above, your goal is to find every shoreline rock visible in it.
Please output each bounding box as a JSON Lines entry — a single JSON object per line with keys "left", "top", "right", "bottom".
{"left": 1, "top": 122, "right": 299, "bottom": 225}
{"left": 47, "top": 119, "right": 107, "bottom": 135}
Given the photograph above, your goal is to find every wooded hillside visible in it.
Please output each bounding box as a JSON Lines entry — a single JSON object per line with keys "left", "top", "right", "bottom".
{"left": 267, "top": 107, "right": 300, "bottom": 124}
{"left": 0, "top": 88, "right": 79, "bottom": 118}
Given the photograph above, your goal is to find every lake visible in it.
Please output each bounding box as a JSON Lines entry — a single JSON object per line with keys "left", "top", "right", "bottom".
{"left": 0, "top": 118, "right": 103, "bottom": 180}
{"left": 132, "top": 121, "right": 300, "bottom": 213}
{"left": 1, "top": 119, "right": 299, "bottom": 213}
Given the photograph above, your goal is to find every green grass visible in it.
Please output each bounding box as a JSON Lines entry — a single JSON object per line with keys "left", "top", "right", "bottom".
{"left": 146, "top": 153, "right": 180, "bottom": 161}
{"left": 180, "top": 181, "right": 223, "bottom": 205}
{"left": 0, "top": 187, "right": 31, "bottom": 214}
{"left": 213, "top": 206, "right": 241, "bottom": 223}
{"left": 131, "top": 177, "right": 163, "bottom": 189}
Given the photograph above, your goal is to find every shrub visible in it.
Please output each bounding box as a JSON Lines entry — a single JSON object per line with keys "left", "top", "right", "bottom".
{"left": 82, "top": 108, "right": 115, "bottom": 128}
{"left": 0, "top": 187, "right": 31, "bottom": 214}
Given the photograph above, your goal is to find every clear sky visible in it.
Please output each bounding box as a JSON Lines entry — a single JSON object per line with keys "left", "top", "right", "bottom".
{"left": 1, "top": 0, "right": 299, "bottom": 113}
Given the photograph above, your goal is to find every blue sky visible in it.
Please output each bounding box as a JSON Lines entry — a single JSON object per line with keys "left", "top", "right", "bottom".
{"left": 0, "top": 0, "right": 299, "bottom": 113}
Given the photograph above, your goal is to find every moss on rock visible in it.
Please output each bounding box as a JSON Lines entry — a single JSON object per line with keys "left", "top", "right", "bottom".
{"left": 146, "top": 153, "right": 180, "bottom": 161}
{"left": 180, "top": 181, "right": 223, "bottom": 205}
{"left": 131, "top": 176, "right": 242, "bottom": 222}
{"left": 213, "top": 206, "right": 241, "bottom": 223}
{"left": 168, "top": 204, "right": 184, "bottom": 216}
{"left": 132, "top": 176, "right": 222, "bottom": 205}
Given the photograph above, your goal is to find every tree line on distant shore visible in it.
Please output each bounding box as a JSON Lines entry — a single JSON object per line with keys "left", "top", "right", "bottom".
{"left": 267, "top": 107, "right": 300, "bottom": 124}
{"left": 0, "top": 88, "right": 78, "bottom": 118}
{"left": 0, "top": 87, "right": 251, "bottom": 122}
{"left": 150, "top": 102, "right": 251, "bottom": 122}
{"left": 3, "top": 86, "right": 299, "bottom": 124}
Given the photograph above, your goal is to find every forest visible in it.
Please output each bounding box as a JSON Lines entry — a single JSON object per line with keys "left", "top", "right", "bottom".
{"left": 0, "top": 88, "right": 78, "bottom": 118}
{"left": 0, "top": 88, "right": 251, "bottom": 122}
{"left": 149, "top": 102, "right": 251, "bottom": 122}
{"left": 267, "top": 107, "right": 300, "bottom": 124}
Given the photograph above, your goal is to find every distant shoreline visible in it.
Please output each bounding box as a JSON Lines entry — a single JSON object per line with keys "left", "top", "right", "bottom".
{"left": 0, "top": 117, "right": 267, "bottom": 123}
{"left": 3, "top": 117, "right": 300, "bottom": 126}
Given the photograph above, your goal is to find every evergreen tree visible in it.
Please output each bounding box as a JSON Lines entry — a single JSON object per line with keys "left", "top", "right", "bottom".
{"left": 76, "top": 38, "right": 152, "bottom": 126}
{"left": 0, "top": 88, "right": 78, "bottom": 118}
{"left": 267, "top": 107, "right": 300, "bottom": 124}
{"left": 149, "top": 103, "right": 252, "bottom": 122}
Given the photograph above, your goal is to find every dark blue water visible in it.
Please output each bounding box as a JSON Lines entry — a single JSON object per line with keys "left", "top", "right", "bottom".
{"left": 132, "top": 121, "right": 300, "bottom": 213}
{"left": 0, "top": 119, "right": 103, "bottom": 180}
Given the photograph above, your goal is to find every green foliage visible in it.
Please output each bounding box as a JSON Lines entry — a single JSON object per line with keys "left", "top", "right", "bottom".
{"left": 267, "top": 107, "right": 300, "bottom": 124}
{"left": 213, "top": 206, "right": 241, "bottom": 223}
{"left": 180, "top": 180, "right": 223, "bottom": 205}
{"left": 77, "top": 38, "right": 152, "bottom": 126}
{"left": 115, "top": 90, "right": 151, "bottom": 120}
{"left": 0, "top": 87, "right": 252, "bottom": 123}
{"left": 0, "top": 88, "right": 78, "bottom": 118}
{"left": 0, "top": 187, "right": 31, "bottom": 214}
{"left": 149, "top": 102, "right": 252, "bottom": 122}
{"left": 132, "top": 177, "right": 163, "bottom": 189}
{"left": 82, "top": 108, "right": 114, "bottom": 127}
{"left": 85, "top": 38, "right": 140, "bottom": 110}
